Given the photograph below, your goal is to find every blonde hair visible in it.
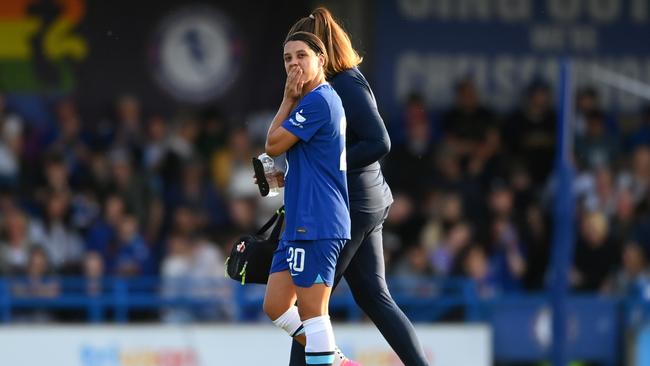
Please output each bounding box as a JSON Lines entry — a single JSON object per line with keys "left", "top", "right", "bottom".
{"left": 288, "top": 7, "right": 362, "bottom": 79}
{"left": 583, "top": 210, "right": 609, "bottom": 242}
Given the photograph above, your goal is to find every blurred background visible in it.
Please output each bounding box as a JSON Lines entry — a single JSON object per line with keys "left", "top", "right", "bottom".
{"left": 1, "top": 0, "right": 650, "bottom": 365}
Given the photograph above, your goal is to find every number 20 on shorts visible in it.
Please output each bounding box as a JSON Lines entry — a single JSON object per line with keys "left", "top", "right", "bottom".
{"left": 287, "top": 247, "right": 305, "bottom": 273}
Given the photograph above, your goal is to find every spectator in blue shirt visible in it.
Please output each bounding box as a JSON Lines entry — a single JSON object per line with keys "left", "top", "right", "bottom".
{"left": 109, "top": 214, "right": 151, "bottom": 277}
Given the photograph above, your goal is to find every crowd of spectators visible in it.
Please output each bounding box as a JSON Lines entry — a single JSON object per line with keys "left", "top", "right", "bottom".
{"left": 0, "top": 94, "right": 260, "bottom": 321}
{"left": 383, "top": 78, "right": 650, "bottom": 299}
{"left": 1, "top": 77, "right": 650, "bottom": 321}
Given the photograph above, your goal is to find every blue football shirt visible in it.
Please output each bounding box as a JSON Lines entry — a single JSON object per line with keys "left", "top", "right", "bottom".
{"left": 281, "top": 83, "right": 351, "bottom": 241}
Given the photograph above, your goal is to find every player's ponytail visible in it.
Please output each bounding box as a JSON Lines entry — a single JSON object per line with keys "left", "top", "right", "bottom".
{"left": 288, "top": 7, "right": 362, "bottom": 78}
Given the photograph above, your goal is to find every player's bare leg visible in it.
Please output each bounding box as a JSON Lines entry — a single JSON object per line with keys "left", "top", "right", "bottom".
{"left": 264, "top": 272, "right": 359, "bottom": 365}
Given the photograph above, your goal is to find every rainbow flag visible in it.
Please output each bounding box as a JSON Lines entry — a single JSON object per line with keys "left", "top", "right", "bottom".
{"left": 0, "top": 0, "right": 87, "bottom": 93}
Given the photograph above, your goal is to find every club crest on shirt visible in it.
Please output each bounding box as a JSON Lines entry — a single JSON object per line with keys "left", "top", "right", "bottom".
{"left": 289, "top": 109, "right": 305, "bottom": 128}
{"left": 295, "top": 110, "right": 306, "bottom": 122}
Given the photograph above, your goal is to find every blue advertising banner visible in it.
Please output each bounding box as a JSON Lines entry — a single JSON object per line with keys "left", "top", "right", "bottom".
{"left": 484, "top": 297, "right": 619, "bottom": 363}
{"left": 374, "top": 0, "right": 650, "bottom": 120}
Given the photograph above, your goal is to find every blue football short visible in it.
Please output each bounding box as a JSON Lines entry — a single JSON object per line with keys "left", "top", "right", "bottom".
{"left": 270, "top": 239, "right": 346, "bottom": 287}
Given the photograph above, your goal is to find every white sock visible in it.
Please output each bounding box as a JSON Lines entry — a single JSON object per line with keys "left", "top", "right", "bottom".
{"left": 272, "top": 306, "right": 304, "bottom": 337}
{"left": 303, "top": 315, "right": 336, "bottom": 365}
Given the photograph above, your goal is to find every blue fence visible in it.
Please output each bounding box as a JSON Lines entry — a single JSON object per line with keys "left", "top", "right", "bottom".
{"left": 0, "top": 276, "right": 481, "bottom": 324}
{"left": 0, "top": 276, "right": 648, "bottom": 364}
{"left": 0, "top": 277, "right": 236, "bottom": 323}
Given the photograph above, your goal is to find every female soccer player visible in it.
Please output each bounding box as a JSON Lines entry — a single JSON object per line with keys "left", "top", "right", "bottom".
{"left": 286, "top": 8, "right": 430, "bottom": 366}
{"left": 262, "top": 31, "right": 355, "bottom": 366}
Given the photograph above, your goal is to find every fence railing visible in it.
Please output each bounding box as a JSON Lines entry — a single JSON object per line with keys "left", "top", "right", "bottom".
{"left": 0, "top": 276, "right": 479, "bottom": 323}
{"left": 1, "top": 275, "right": 647, "bottom": 365}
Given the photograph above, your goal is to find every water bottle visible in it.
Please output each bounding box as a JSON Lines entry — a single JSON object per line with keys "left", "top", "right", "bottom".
{"left": 258, "top": 153, "right": 280, "bottom": 197}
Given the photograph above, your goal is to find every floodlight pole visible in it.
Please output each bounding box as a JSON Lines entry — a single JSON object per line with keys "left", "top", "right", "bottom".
{"left": 550, "top": 58, "right": 576, "bottom": 366}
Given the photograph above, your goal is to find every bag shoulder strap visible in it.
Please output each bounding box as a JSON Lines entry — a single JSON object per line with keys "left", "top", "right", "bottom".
{"left": 268, "top": 209, "right": 285, "bottom": 242}
{"left": 256, "top": 205, "right": 285, "bottom": 236}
